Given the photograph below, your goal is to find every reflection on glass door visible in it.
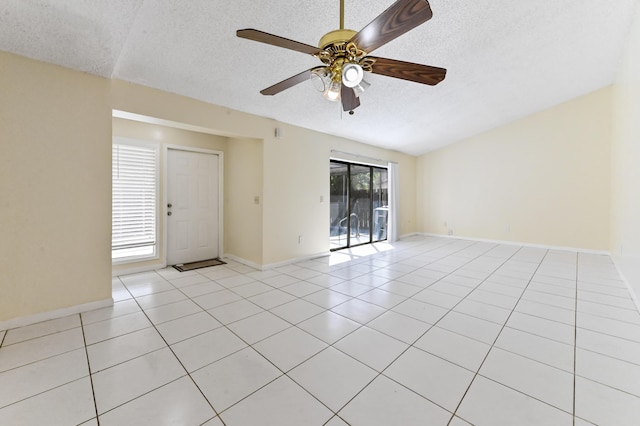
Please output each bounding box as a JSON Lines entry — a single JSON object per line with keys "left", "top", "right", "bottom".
{"left": 350, "top": 165, "right": 371, "bottom": 246}
{"left": 372, "top": 168, "right": 389, "bottom": 242}
{"left": 330, "top": 160, "right": 388, "bottom": 250}
{"left": 330, "top": 162, "right": 349, "bottom": 250}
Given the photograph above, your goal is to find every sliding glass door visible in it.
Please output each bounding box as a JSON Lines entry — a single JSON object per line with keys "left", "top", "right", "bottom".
{"left": 330, "top": 160, "right": 388, "bottom": 250}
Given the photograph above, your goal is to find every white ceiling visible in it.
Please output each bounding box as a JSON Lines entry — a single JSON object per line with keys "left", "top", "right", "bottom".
{"left": 1, "top": 0, "right": 638, "bottom": 155}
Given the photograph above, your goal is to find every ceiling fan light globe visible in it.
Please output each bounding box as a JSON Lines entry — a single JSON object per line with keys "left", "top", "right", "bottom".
{"left": 310, "top": 74, "right": 325, "bottom": 92}
{"left": 345, "top": 67, "right": 358, "bottom": 81}
{"left": 353, "top": 79, "right": 370, "bottom": 97}
{"left": 324, "top": 80, "right": 342, "bottom": 102}
{"left": 325, "top": 90, "right": 341, "bottom": 102}
{"left": 342, "top": 63, "right": 364, "bottom": 88}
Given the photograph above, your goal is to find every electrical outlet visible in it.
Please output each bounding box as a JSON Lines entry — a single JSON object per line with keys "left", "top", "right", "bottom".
{"left": 320, "top": 195, "right": 324, "bottom": 203}
{"left": 447, "top": 229, "right": 453, "bottom": 236}
{"left": 254, "top": 196, "right": 260, "bottom": 205}
{"left": 298, "top": 235, "right": 303, "bottom": 244}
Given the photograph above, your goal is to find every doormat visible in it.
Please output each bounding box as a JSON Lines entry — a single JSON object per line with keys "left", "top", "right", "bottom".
{"left": 173, "top": 258, "right": 226, "bottom": 272}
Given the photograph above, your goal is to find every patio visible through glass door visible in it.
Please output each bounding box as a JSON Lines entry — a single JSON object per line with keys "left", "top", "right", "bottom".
{"left": 330, "top": 160, "right": 388, "bottom": 250}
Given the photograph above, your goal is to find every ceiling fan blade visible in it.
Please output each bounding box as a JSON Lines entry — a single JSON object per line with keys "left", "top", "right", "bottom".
{"left": 237, "top": 29, "right": 321, "bottom": 56}
{"left": 350, "top": 0, "right": 433, "bottom": 54}
{"left": 369, "top": 56, "right": 446, "bottom": 85}
{"left": 341, "top": 85, "right": 361, "bottom": 112}
{"left": 260, "top": 67, "right": 325, "bottom": 96}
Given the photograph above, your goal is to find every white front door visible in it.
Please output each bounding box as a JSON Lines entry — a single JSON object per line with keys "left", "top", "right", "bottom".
{"left": 167, "top": 149, "right": 220, "bottom": 265}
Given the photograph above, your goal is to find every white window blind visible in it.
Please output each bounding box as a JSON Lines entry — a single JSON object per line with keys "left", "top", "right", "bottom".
{"left": 112, "top": 141, "right": 158, "bottom": 256}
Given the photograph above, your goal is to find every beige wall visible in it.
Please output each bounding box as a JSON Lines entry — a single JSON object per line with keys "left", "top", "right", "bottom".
{"left": 1, "top": 64, "right": 416, "bottom": 324}
{"left": 110, "top": 80, "right": 417, "bottom": 266}
{"left": 3, "top": 41, "right": 633, "bottom": 325}
{"left": 417, "top": 87, "right": 613, "bottom": 251}
{"left": 225, "top": 137, "right": 264, "bottom": 265}
{"left": 611, "top": 5, "right": 640, "bottom": 296}
{"left": 261, "top": 124, "right": 417, "bottom": 264}
{"left": 0, "top": 52, "right": 112, "bottom": 322}
{"left": 261, "top": 125, "right": 329, "bottom": 264}
{"left": 111, "top": 118, "right": 228, "bottom": 273}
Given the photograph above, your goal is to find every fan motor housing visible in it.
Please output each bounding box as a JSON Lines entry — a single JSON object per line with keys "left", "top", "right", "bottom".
{"left": 318, "top": 29, "right": 357, "bottom": 49}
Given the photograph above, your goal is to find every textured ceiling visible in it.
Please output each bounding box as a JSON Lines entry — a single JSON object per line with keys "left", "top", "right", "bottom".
{"left": 1, "top": 0, "right": 638, "bottom": 155}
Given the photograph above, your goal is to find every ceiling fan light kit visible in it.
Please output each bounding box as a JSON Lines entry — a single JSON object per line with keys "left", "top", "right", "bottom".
{"left": 237, "top": 0, "right": 446, "bottom": 113}
{"left": 342, "top": 63, "right": 364, "bottom": 88}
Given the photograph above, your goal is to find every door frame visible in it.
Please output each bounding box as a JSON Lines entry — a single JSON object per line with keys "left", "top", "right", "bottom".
{"left": 329, "top": 159, "right": 388, "bottom": 251}
{"left": 163, "top": 145, "right": 224, "bottom": 266}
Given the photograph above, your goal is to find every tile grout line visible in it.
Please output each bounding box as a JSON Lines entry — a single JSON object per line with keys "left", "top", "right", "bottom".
{"left": 285, "top": 242, "right": 495, "bottom": 416}
{"left": 157, "top": 239, "right": 465, "bottom": 329}
{"left": 447, "top": 248, "right": 554, "bottom": 425}
{"left": 0, "top": 326, "right": 85, "bottom": 348}
{"left": 573, "top": 252, "right": 579, "bottom": 426}
{"left": 5, "top": 239, "right": 636, "bottom": 425}
{"left": 214, "top": 240, "right": 474, "bottom": 420}
{"left": 127, "top": 280, "right": 229, "bottom": 426}
{"left": 89, "top": 275, "right": 135, "bottom": 424}
{"left": 407, "top": 245, "right": 546, "bottom": 424}
{"left": 175, "top": 264, "right": 630, "bottom": 350}
{"left": 419, "top": 323, "right": 574, "bottom": 376}
{"left": 111, "top": 241, "right": 625, "bottom": 424}
{"left": 572, "top": 372, "right": 640, "bottom": 400}
{"left": 574, "top": 308, "right": 640, "bottom": 326}
{"left": 574, "top": 343, "right": 640, "bottom": 368}
{"left": 470, "top": 297, "right": 640, "bottom": 347}
{"left": 318, "top": 240, "right": 521, "bottom": 421}
{"left": 247, "top": 238, "right": 476, "bottom": 418}
{"left": 179, "top": 286, "right": 344, "bottom": 423}
{"left": 103, "top": 273, "right": 228, "bottom": 424}
{"left": 277, "top": 239, "right": 487, "bottom": 420}
{"left": 578, "top": 297, "right": 640, "bottom": 312}
{"left": 79, "top": 313, "right": 101, "bottom": 426}
{"left": 180, "top": 238, "right": 466, "bottom": 356}
{"left": 158, "top": 263, "right": 364, "bottom": 423}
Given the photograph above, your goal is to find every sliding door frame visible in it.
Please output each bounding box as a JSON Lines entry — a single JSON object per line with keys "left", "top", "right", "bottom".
{"left": 330, "top": 159, "right": 388, "bottom": 251}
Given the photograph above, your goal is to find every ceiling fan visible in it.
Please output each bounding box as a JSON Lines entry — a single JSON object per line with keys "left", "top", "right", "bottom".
{"left": 237, "top": 0, "right": 447, "bottom": 113}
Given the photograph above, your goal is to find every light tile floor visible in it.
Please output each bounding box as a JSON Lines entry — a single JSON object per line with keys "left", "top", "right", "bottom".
{"left": 2, "top": 236, "right": 640, "bottom": 425}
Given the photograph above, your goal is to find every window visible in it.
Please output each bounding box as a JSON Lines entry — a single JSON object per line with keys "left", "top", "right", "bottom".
{"left": 112, "top": 139, "right": 159, "bottom": 262}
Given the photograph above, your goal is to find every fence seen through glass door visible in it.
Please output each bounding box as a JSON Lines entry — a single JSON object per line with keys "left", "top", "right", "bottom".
{"left": 330, "top": 160, "right": 388, "bottom": 250}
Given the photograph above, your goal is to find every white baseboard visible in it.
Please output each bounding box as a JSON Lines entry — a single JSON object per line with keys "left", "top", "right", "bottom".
{"left": 420, "top": 233, "right": 611, "bottom": 256}
{"left": 0, "top": 298, "right": 114, "bottom": 331}
{"left": 398, "top": 232, "right": 421, "bottom": 240}
{"left": 611, "top": 255, "right": 640, "bottom": 313}
{"left": 420, "top": 233, "right": 639, "bottom": 311}
{"left": 222, "top": 254, "right": 263, "bottom": 270}
{"left": 224, "top": 252, "right": 332, "bottom": 271}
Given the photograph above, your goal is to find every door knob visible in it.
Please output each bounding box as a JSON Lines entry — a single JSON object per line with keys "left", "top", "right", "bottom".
{"left": 167, "top": 211, "right": 172, "bottom": 216}
{"left": 167, "top": 203, "right": 172, "bottom": 208}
